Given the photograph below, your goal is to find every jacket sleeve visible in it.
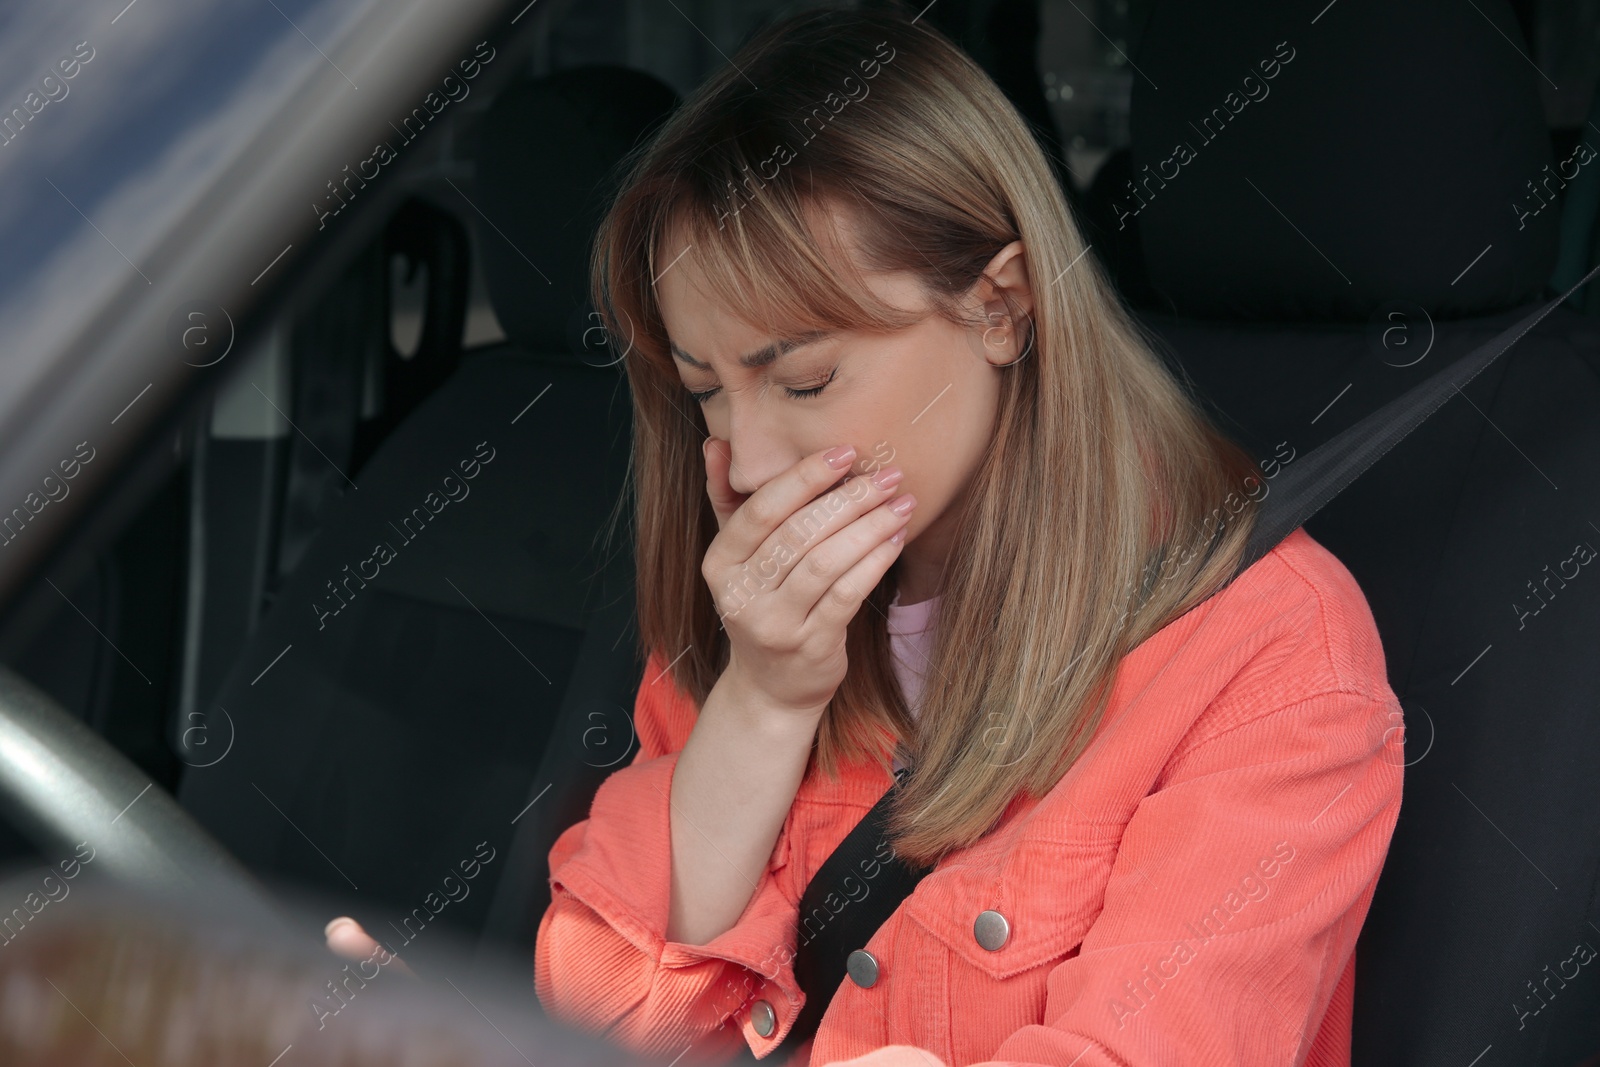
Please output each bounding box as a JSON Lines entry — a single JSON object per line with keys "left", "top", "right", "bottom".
{"left": 969, "top": 683, "right": 1405, "bottom": 1067}
{"left": 534, "top": 648, "right": 809, "bottom": 1062}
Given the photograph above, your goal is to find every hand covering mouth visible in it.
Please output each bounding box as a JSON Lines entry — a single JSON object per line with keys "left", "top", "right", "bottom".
{"left": 804, "top": 471, "right": 857, "bottom": 506}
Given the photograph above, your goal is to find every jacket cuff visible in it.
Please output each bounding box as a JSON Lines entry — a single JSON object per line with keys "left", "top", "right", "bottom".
{"left": 549, "top": 749, "right": 807, "bottom": 1049}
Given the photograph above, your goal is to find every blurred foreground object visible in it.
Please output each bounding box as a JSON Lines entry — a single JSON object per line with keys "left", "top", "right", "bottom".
{"left": 0, "top": 865, "right": 667, "bottom": 1067}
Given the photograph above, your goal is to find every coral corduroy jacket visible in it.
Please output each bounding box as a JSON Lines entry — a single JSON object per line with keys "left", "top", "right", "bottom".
{"left": 534, "top": 527, "right": 1405, "bottom": 1067}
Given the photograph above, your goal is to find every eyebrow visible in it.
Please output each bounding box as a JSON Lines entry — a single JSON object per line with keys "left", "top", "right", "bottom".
{"left": 670, "top": 331, "right": 831, "bottom": 371}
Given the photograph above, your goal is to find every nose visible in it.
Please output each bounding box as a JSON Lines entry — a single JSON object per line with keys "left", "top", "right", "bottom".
{"left": 723, "top": 441, "right": 793, "bottom": 498}
{"left": 719, "top": 410, "right": 799, "bottom": 498}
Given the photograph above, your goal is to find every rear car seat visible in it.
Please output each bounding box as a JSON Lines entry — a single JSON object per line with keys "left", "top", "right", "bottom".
{"left": 176, "top": 66, "right": 679, "bottom": 976}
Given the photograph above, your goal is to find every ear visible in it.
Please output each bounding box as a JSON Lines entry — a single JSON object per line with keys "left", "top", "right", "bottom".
{"left": 972, "top": 240, "right": 1034, "bottom": 368}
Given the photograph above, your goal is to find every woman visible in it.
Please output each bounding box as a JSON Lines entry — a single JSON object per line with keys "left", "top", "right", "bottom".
{"left": 337, "top": 6, "right": 1404, "bottom": 1065}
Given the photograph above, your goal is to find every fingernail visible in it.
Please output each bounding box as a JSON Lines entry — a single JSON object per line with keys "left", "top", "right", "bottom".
{"left": 825, "top": 445, "right": 856, "bottom": 469}
{"left": 889, "top": 493, "right": 917, "bottom": 516}
{"left": 871, "top": 466, "right": 903, "bottom": 491}
{"left": 325, "top": 917, "right": 352, "bottom": 938}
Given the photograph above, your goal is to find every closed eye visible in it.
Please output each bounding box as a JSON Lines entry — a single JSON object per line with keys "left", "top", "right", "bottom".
{"left": 785, "top": 367, "right": 837, "bottom": 399}
{"left": 686, "top": 367, "right": 837, "bottom": 404}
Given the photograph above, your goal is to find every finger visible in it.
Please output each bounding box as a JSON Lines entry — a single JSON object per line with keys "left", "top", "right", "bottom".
{"left": 802, "top": 496, "right": 916, "bottom": 635}
{"left": 715, "top": 444, "right": 861, "bottom": 568}
{"left": 702, "top": 437, "right": 749, "bottom": 532}
{"left": 743, "top": 468, "right": 906, "bottom": 610}
{"left": 324, "top": 916, "right": 418, "bottom": 979}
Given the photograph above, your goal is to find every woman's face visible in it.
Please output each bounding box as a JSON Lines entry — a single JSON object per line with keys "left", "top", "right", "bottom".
{"left": 656, "top": 206, "right": 1034, "bottom": 603}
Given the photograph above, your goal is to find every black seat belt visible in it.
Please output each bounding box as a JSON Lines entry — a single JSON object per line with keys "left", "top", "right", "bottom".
{"left": 765, "top": 262, "right": 1600, "bottom": 1060}
{"left": 772, "top": 766, "right": 930, "bottom": 1055}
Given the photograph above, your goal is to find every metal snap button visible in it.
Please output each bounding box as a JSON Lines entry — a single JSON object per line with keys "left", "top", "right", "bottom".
{"left": 974, "top": 909, "right": 1010, "bottom": 951}
{"left": 751, "top": 998, "right": 776, "bottom": 1037}
{"left": 846, "top": 948, "right": 880, "bottom": 988}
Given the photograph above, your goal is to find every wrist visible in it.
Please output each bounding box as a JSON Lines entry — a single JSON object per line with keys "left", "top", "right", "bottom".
{"left": 715, "top": 662, "right": 828, "bottom": 737}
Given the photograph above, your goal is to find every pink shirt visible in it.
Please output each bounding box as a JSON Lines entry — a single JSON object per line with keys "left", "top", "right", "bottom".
{"left": 888, "top": 591, "right": 941, "bottom": 772}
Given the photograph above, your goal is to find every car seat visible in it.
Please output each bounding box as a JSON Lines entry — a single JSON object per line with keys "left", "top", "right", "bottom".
{"left": 1125, "top": 1, "right": 1600, "bottom": 1063}
{"left": 175, "top": 66, "right": 680, "bottom": 978}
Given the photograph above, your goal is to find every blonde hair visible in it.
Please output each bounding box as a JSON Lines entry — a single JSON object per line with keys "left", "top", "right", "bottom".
{"left": 591, "top": 3, "right": 1265, "bottom": 867}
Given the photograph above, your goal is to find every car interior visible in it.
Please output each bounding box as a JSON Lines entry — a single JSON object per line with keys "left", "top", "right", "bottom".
{"left": 0, "top": 0, "right": 1597, "bottom": 1064}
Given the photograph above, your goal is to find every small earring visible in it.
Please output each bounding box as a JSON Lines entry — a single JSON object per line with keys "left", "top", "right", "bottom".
{"left": 997, "top": 322, "right": 1034, "bottom": 368}
{"left": 980, "top": 314, "right": 1010, "bottom": 353}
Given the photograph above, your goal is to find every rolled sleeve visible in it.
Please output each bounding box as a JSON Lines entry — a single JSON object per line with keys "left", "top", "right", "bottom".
{"left": 969, "top": 685, "right": 1405, "bottom": 1067}
{"left": 534, "top": 651, "right": 808, "bottom": 1060}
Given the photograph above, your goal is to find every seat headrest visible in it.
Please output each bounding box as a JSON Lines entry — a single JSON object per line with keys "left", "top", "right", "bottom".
{"left": 1129, "top": 0, "right": 1560, "bottom": 322}
{"left": 474, "top": 66, "right": 680, "bottom": 355}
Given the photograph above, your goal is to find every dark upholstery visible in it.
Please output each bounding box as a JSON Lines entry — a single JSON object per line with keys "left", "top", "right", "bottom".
{"left": 176, "top": 66, "right": 678, "bottom": 976}
{"left": 475, "top": 69, "right": 679, "bottom": 355}
{"left": 1130, "top": 0, "right": 1559, "bottom": 322}
{"left": 1126, "top": 1, "right": 1600, "bottom": 1063}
